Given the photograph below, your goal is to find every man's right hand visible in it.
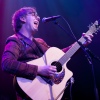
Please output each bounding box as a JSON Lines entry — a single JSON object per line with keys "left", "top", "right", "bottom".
{"left": 38, "top": 65, "right": 57, "bottom": 78}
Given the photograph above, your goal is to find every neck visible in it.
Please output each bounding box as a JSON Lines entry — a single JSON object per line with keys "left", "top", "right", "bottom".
{"left": 19, "top": 27, "right": 35, "bottom": 41}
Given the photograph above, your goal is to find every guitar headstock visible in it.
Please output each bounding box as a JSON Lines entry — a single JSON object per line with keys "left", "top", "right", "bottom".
{"left": 88, "top": 20, "right": 100, "bottom": 35}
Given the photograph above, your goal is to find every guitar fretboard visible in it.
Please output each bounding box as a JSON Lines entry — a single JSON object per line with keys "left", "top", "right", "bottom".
{"left": 59, "top": 36, "right": 86, "bottom": 65}
{"left": 58, "top": 26, "right": 96, "bottom": 65}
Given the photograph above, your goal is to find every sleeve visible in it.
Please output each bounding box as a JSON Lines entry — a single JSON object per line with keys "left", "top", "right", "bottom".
{"left": 62, "top": 43, "right": 75, "bottom": 53}
{"left": 2, "top": 37, "right": 38, "bottom": 80}
{"left": 35, "top": 38, "right": 50, "bottom": 48}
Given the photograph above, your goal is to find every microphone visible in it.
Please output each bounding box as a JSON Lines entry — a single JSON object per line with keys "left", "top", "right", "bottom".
{"left": 42, "top": 15, "right": 61, "bottom": 23}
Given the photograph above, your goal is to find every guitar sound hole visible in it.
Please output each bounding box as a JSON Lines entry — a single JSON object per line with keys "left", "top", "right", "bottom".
{"left": 51, "top": 61, "right": 62, "bottom": 72}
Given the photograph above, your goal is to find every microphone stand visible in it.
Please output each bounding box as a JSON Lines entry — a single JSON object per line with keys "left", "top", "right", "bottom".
{"left": 85, "top": 48, "right": 100, "bottom": 62}
{"left": 85, "top": 48, "right": 100, "bottom": 100}
{"left": 53, "top": 17, "right": 99, "bottom": 100}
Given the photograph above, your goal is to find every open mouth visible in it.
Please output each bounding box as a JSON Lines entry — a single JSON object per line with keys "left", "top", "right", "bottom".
{"left": 34, "top": 21, "right": 39, "bottom": 25}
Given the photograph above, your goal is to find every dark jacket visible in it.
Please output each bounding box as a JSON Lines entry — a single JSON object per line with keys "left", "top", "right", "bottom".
{"left": 2, "top": 33, "right": 50, "bottom": 80}
{"left": 2, "top": 33, "right": 70, "bottom": 80}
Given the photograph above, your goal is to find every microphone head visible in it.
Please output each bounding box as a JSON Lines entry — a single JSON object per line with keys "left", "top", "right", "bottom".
{"left": 42, "top": 17, "right": 47, "bottom": 23}
{"left": 42, "top": 15, "right": 61, "bottom": 23}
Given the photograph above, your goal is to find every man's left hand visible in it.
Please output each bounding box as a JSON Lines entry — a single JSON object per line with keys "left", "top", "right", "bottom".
{"left": 82, "top": 33, "right": 94, "bottom": 46}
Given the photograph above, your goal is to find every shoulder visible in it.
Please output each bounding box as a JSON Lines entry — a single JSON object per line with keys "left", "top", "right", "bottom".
{"left": 35, "top": 38, "right": 50, "bottom": 48}
{"left": 35, "top": 38, "right": 45, "bottom": 43}
{"left": 6, "top": 34, "right": 21, "bottom": 45}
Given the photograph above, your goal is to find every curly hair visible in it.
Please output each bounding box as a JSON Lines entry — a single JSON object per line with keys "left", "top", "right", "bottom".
{"left": 12, "top": 7, "right": 36, "bottom": 33}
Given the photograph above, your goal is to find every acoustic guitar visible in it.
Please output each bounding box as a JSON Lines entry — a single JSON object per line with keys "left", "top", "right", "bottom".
{"left": 17, "top": 20, "right": 100, "bottom": 100}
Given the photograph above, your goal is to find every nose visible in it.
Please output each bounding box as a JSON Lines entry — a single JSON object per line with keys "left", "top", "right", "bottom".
{"left": 36, "top": 16, "right": 40, "bottom": 21}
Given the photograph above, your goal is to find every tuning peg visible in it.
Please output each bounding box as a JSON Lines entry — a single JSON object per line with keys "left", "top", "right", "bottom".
{"left": 88, "top": 24, "right": 92, "bottom": 28}
{"left": 88, "top": 22, "right": 95, "bottom": 28}
{"left": 94, "top": 20, "right": 98, "bottom": 25}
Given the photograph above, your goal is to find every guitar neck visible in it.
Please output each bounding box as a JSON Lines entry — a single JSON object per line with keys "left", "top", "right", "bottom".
{"left": 58, "top": 19, "right": 100, "bottom": 65}
{"left": 59, "top": 36, "right": 86, "bottom": 65}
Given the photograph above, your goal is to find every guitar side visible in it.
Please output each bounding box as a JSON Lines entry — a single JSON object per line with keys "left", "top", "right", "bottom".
{"left": 17, "top": 47, "right": 73, "bottom": 100}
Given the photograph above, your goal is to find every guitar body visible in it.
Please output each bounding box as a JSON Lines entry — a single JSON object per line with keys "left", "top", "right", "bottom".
{"left": 17, "top": 47, "right": 73, "bottom": 100}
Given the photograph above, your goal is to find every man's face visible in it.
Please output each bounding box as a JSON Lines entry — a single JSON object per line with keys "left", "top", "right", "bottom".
{"left": 24, "top": 12, "right": 40, "bottom": 33}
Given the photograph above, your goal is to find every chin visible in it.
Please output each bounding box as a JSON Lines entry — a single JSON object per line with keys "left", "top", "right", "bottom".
{"left": 35, "top": 28, "right": 38, "bottom": 32}
{"left": 32, "top": 29, "right": 38, "bottom": 33}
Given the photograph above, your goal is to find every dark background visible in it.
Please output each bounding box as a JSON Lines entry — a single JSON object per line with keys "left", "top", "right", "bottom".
{"left": 0, "top": 0, "right": 100, "bottom": 100}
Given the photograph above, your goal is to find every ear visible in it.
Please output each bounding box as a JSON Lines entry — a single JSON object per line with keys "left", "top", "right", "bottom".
{"left": 20, "top": 16, "right": 26, "bottom": 23}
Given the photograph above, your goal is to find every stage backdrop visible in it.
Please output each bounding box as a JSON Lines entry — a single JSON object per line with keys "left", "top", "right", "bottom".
{"left": 0, "top": 0, "right": 100, "bottom": 100}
